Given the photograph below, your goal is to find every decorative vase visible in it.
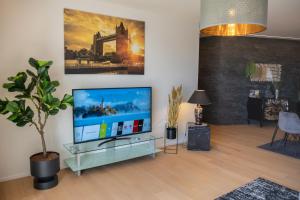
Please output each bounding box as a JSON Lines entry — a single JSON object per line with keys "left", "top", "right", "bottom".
{"left": 275, "top": 89, "right": 279, "bottom": 99}
{"left": 194, "top": 104, "right": 203, "bottom": 125}
{"left": 166, "top": 127, "right": 177, "bottom": 139}
{"left": 30, "top": 152, "right": 60, "bottom": 190}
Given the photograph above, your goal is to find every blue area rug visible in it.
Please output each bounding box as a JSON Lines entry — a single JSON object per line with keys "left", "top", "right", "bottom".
{"left": 216, "top": 177, "right": 299, "bottom": 200}
{"left": 258, "top": 140, "right": 300, "bottom": 159}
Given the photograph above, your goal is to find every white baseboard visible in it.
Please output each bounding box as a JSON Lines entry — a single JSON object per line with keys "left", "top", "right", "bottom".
{"left": 0, "top": 165, "right": 69, "bottom": 182}
{"left": 0, "top": 172, "right": 30, "bottom": 182}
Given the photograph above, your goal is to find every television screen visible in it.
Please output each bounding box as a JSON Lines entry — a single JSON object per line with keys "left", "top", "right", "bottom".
{"left": 72, "top": 87, "right": 152, "bottom": 144}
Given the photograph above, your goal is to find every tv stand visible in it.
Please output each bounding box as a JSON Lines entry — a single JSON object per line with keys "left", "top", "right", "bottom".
{"left": 97, "top": 137, "right": 131, "bottom": 147}
{"left": 64, "top": 135, "right": 162, "bottom": 176}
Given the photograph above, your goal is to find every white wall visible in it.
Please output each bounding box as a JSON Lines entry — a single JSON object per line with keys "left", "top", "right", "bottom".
{"left": 0, "top": 0, "right": 200, "bottom": 181}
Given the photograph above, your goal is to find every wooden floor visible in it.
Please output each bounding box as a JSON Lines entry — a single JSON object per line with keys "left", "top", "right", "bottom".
{"left": 1, "top": 125, "right": 300, "bottom": 200}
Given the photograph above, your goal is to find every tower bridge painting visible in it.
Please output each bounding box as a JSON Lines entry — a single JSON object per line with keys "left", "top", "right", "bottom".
{"left": 64, "top": 8, "right": 145, "bottom": 74}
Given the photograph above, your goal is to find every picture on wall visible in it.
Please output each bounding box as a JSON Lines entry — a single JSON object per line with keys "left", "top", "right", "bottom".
{"left": 64, "top": 8, "right": 145, "bottom": 75}
{"left": 250, "top": 63, "right": 282, "bottom": 82}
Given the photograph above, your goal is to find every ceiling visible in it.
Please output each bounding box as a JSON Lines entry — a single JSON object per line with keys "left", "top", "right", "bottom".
{"left": 101, "top": 0, "right": 300, "bottom": 39}
{"left": 257, "top": 0, "right": 300, "bottom": 39}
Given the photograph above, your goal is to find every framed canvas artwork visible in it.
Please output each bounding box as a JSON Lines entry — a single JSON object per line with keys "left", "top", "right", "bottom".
{"left": 64, "top": 8, "right": 145, "bottom": 74}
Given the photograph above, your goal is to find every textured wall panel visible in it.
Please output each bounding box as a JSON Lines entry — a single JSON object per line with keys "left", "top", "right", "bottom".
{"left": 198, "top": 37, "right": 300, "bottom": 124}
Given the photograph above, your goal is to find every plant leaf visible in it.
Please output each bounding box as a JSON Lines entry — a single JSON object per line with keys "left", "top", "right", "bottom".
{"left": 37, "top": 60, "right": 53, "bottom": 68}
{"left": 15, "top": 94, "right": 30, "bottom": 99}
{"left": 37, "top": 66, "right": 49, "bottom": 76}
{"left": 0, "top": 99, "right": 8, "bottom": 113}
{"left": 24, "top": 107, "right": 34, "bottom": 119}
{"left": 26, "top": 78, "right": 37, "bottom": 95}
{"left": 51, "top": 81, "right": 59, "bottom": 87}
{"left": 3, "top": 83, "right": 15, "bottom": 89}
{"left": 62, "top": 94, "right": 73, "bottom": 105}
{"left": 5, "top": 101, "right": 19, "bottom": 113}
{"left": 7, "top": 113, "right": 18, "bottom": 121}
{"left": 16, "top": 120, "right": 29, "bottom": 127}
{"left": 49, "top": 108, "right": 59, "bottom": 115}
{"left": 59, "top": 104, "right": 67, "bottom": 110}
{"left": 26, "top": 69, "right": 37, "bottom": 78}
{"left": 3, "top": 72, "right": 27, "bottom": 93}
{"left": 29, "top": 58, "right": 39, "bottom": 69}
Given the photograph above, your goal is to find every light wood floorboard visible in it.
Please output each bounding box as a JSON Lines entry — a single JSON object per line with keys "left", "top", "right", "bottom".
{"left": 0, "top": 125, "right": 299, "bottom": 200}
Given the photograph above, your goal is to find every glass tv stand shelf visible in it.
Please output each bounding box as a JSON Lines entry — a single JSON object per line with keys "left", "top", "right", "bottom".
{"left": 63, "top": 134, "right": 162, "bottom": 176}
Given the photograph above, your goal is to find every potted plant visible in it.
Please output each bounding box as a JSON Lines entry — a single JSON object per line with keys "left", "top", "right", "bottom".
{"left": 166, "top": 85, "right": 182, "bottom": 139}
{"left": 0, "top": 58, "right": 73, "bottom": 190}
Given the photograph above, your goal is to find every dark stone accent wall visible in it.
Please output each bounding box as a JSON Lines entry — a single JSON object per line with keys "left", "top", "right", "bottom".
{"left": 198, "top": 36, "right": 300, "bottom": 124}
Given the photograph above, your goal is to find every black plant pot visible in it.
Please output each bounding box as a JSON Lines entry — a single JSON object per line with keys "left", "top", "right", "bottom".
{"left": 166, "top": 127, "right": 177, "bottom": 139}
{"left": 30, "top": 152, "right": 60, "bottom": 190}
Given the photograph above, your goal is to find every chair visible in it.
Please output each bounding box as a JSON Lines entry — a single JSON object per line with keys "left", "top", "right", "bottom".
{"left": 271, "top": 112, "right": 300, "bottom": 146}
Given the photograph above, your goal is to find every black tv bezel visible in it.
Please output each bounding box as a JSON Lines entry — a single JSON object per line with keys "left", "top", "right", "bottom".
{"left": 72, "top": 87, "right": 152, "bottom": 144}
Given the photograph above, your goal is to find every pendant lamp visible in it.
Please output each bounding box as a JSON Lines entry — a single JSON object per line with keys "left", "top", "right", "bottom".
{"left": 200, "top": 0, "right": 268, "bottom": 36}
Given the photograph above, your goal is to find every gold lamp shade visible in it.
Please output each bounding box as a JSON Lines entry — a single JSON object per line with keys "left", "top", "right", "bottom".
{"left": 200, "top": 0, "right": 268, "bottom": 36}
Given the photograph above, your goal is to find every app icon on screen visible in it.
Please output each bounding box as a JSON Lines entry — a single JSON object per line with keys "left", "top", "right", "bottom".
{"left": 133, "top": 120, "right": 139, "bottom": 133}
{"left": 111, "top": 122, "right": 118, "bottom": 137}
{"left": 138, "top": 119, "right": 144, "bottom": 132}
{"left": 99, "top": 121, "right": 107, "bottom": 139}
{"left": 81, "top": 125, "right": 100, "bottom": 141}
{"left": 122, "top": 121, "right": 134, "bottom": 135}
{"left": 117, "top": 122, "right": 124, "bottom": 135}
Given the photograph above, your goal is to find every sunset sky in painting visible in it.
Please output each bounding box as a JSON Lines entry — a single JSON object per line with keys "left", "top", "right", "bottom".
{"left": 64, "top": 9, "right": 145, "bottom": 55}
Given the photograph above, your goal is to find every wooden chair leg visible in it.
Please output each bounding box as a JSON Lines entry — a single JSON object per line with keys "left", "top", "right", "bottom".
{"left": 282, "top": 132, "right": 287, "bottom": 144}
{"left": 284, "top": 133, "right": 289, "bottom": 147}
{"left": 270, "top": 125, "right": 279, "bottom": 146}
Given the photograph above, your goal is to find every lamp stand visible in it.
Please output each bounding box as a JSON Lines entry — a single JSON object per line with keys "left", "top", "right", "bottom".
{"left": 194, "top": 104, "right": 203, "bottom": 125}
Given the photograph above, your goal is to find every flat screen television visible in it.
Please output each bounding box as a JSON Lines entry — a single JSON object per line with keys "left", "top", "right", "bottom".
{"left": 72, "top": 87, "right": 152, "bottom": 144}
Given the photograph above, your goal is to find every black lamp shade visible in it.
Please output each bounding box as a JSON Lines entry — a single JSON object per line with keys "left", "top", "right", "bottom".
{"left": 188, "top": 90, "right": 211, "bottom": 105}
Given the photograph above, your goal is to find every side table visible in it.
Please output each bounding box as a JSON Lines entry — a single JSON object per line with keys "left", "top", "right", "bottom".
{"left": 187, "top": 122, "right": 210, "bottom": 151}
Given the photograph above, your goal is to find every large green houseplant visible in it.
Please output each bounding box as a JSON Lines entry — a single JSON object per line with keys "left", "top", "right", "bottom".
{"left": 0, "top": 58, "right": 73, "bottom": 189}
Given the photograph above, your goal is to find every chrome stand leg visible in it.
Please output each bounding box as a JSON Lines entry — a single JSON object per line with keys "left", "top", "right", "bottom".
{"left": 152, "top": 140, "right": 156, "bottom": 158}
{"left": 76, "top": 153, "right": 81, "bottom": 176}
